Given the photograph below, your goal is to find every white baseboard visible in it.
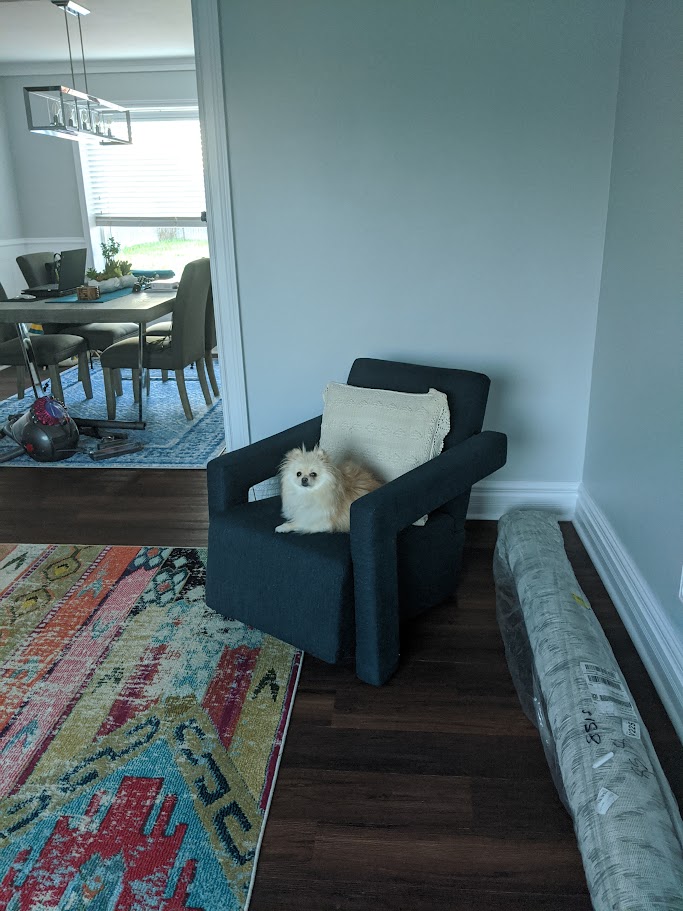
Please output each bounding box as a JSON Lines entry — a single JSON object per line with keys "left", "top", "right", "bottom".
{"left": 574, "top": 484, "right": 683, "bottom": 742}
{"left": 467, "top": 480, "right": 579, "bottom": 520}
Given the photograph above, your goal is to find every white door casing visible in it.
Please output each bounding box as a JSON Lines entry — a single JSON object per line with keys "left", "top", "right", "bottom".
{"left": 192, "top": 0, "right": 250, "bottom": 451}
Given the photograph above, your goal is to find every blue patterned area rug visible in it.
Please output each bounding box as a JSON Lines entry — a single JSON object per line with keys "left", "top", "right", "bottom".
{"left": 0, "top": 361, "right": 226, "bottom": 469}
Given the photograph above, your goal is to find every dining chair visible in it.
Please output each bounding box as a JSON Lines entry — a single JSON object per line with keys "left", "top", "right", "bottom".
{"left": 0, "top": 284, "right": 92, "bottom": 402}
{"left": 100, "top": 258, "right": 213, "bottom": 420}
{"left": 147, "top": 284, "right": 220, "bottom": 397}
{"left": 15, "top": 252, "right": 53, "bottom": 289}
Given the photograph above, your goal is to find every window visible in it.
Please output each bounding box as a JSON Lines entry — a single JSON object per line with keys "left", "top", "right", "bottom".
{"left": 79, "top": 107, "right": 209, "bottom": 278}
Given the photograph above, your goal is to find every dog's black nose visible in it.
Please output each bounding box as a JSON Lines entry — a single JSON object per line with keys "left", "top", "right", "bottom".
{"left": 301, "top": 476, "right": 309, "bottom": 486}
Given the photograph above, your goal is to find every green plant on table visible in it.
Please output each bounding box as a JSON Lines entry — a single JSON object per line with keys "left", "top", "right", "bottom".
{"left": 86, "top": 235, "right": 133, "bottom": 282}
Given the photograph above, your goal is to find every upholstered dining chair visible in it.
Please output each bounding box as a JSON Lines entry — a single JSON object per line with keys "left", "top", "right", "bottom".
{"left": 15, "top": 252, "right": 53, "bottom": 289}
{"left": 16, "top": 251, "right": 138, "bottom": 353}
{"left": 206, "top": 358, "right": 508, "bottom": 685}
{"left": 100, "top": 258, "right": 213, "bottom": 420}
{"left": 0, "top": 283, "right": 92, "bottom": 402}
{"left": 147, "top": 285, "right": 220, "bottom": 397}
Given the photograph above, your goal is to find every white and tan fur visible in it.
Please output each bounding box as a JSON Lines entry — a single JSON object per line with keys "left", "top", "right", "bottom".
{"left": 276, "top": 445, "right": 382, "bottom": 534}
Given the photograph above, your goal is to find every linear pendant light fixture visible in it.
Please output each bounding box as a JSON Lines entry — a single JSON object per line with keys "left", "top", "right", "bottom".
{"left": 24, "top": 0, "right": 132, "bottom": 145}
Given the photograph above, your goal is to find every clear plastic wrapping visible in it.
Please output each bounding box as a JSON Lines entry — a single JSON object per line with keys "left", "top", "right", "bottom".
{"left": 494, "top": 508, "right": 683, "bottom": 911}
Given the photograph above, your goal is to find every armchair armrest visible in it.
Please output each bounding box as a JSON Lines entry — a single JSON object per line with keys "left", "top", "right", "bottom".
{"left": 349, "top": 431, "right": 507, "bottom": 685}
{"left": 207, "top": 416, "right": 322, "bottom": 513}
{"left": 350, "top": 430, "right": 507, "bottom": 534}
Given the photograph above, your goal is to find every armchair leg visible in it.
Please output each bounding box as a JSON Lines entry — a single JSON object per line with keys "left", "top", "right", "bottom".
{"left": 196, "top": 357, "right": 213, "bottom": 406}
{"left": 103, "top": 368, "right": 117, "bottom": 420}
{"left": 145, "top": 368, "right": 151, "bottom": 396}
{"left": 114, "top": 368, "right": 123, "bottom": 397}
{"left": 132, "top": 369, "right": 141, "bottom": 403}
{"left": 78, "top": 352, "right": 93, "bottom": 399}
{"left": 204, "top": 351, "right": 220, "bottom": 397}
{"left": 48, "top": 365, "right": 64, "bottom": 403}
{"left": 175, "top": 369, "right": 193, "bottom": 420}
{"left": 161, "top": 369, "right": 169, "bottom": 383}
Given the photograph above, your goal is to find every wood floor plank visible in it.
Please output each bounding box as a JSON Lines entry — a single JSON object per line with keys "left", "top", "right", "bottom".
{"left": 269, "top": 769, "right": 473, "bottom": 830}
{"left": 309, "top": 828, "right": 589, "bottom": 893}
{"left": 248, "top": 879, "right": 593, "bottom": 911}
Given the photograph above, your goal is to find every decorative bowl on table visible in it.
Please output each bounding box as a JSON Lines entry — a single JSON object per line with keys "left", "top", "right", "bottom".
{"left": 88, "top": 277, "right": 121, "bottom": 293}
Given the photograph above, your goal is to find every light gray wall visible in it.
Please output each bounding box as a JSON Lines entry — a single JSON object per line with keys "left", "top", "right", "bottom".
{"left": 220, "top": 0, "right": 624, "bottom": 488}
{"left": 2, "top": 72, "right": 82, "bottom": 238}
{"left": 583, "top": 1, "right": 683, "bottom": 633}
{"left": 0, "top": 81, "right": 21, "bottom": 240}
{"left": 0, "top": 68, "right": 198, "bottom": 239}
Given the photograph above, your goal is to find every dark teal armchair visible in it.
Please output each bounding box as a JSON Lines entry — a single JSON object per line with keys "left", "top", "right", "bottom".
{"left": 206, "top": 358, "right": 507, "bottom": 685}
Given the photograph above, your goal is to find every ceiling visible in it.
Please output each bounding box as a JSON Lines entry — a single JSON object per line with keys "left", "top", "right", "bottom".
{"left": 0, "top": 0, "right": 194, "bottom": 65}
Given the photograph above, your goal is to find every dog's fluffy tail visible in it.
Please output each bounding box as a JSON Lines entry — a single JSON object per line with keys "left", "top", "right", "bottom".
{"left": 339, "top": 460, "right": 383, "bottom": 499}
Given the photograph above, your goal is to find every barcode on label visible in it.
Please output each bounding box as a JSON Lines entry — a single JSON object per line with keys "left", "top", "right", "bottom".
{"left": 592, "top": 693, "right": 632, "bottom": 709}
{"left": 582, "top": 662, "right": 619, "bottom": 680}
{"left": 585, "top": 674, "right": 623, "bottom": 691}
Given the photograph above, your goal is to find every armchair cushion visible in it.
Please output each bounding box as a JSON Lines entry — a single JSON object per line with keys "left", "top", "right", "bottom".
{"left": 319, "top": 381, "right": 450, "bottom": 524}
{"left": 210, "top": 497, "right": 355, "bottom": 662}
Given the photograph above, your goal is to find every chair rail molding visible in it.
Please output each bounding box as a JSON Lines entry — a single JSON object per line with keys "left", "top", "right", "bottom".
{"left": 0, "top": 237, "right": 86, "bottom": 249}
{"left": 191, "top": 0, "right": 250, "bottom": 451}
{"left": 574, "top": 484, "right": 683, "bottom": 742}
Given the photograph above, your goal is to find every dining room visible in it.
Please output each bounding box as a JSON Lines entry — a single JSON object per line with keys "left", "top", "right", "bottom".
{"left": 0, "top": 0, "right": 225, "bottom": 470}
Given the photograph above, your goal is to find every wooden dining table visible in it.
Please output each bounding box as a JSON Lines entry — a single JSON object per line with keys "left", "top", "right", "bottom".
{"left": 0, "top": 289, "right": 174, "bottom": 423}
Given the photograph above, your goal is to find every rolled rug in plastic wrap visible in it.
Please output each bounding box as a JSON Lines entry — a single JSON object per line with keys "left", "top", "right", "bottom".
{"left": 494, "top": 508, "right": 683, "bottom": 911}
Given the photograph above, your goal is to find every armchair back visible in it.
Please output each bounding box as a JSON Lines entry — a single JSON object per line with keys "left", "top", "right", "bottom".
{"left": 346, "top": 358, "right": 491, "bottom": 449}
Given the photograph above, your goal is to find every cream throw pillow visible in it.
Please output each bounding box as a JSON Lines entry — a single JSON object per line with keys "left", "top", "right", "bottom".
{"left": 319, "top": 382, "right": 451, "bottom": 525}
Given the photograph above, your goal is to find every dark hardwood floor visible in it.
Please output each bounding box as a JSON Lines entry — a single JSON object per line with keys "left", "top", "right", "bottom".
{"left": 0, "top": 434, "right": 680, "bottom": 908}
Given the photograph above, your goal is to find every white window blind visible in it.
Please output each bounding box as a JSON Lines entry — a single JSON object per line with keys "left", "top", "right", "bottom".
{"left": 83, "top": 113, "right": 206, "bottom": 225}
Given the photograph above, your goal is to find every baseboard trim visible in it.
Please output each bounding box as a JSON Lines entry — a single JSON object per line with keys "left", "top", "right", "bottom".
{"left": 574, "top": 484, "right": 683, "bottom": 742}
{"left": 467, "top": 481, "right": 579, "bottom": 520}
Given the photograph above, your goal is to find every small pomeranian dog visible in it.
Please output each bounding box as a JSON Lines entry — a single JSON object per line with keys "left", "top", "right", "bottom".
{"left": 276, "top": 445, "right": 382, "bottom": 534}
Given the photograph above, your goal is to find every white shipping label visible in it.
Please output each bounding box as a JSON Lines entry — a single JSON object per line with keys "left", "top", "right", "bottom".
{"left": 580, "top": 661, "right": 636, "bottom": 717}
{"left": 622, "top": 718, "right": 641, "bottom": 739}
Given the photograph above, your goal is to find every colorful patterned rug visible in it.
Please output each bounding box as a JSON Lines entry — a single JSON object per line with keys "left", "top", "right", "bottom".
{"left": 0, "top": 360, "right": 226, "bottom": 468}
{"left": 0, "top": 543, "right": 301, "bottom": 910}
